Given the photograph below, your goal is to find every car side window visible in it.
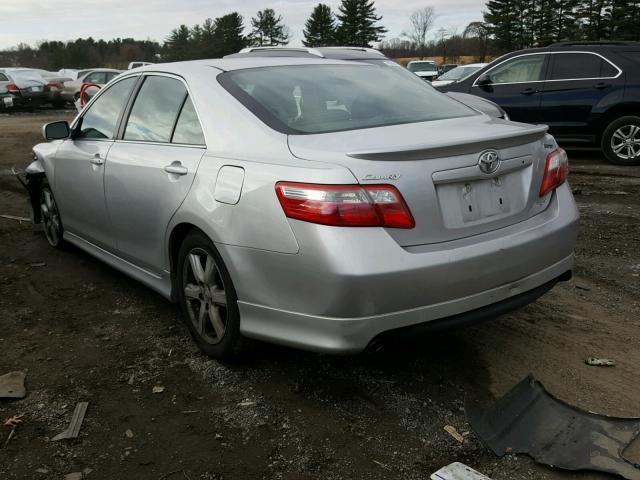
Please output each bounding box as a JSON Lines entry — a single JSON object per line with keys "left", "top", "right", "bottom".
{"left": 76, "top": 76, "right": 137, "bottom": 140}
{"left": 124, "top": 76, "right": 187, "bottom": 143}
{"left": 550, "top": 53, "right": 617, "bottom": 80}
{"left": 84, "top": 72, "right": 105, "bottom": 84}
{"left": 172, "top": 96, "right": 205, "bottom": 145}
{"left": 486, "top": 55, "right": 545, "bottom": 84}
{"left": 105, "top": 72, "right": 119, "bottom": 82}
{"left": 0, "top": 73, "right": 8, "bottom": 81}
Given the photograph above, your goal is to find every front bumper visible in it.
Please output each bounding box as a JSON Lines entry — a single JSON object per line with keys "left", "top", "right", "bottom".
{"left": 220, "top": 184, "right": 579, "bottom": 354}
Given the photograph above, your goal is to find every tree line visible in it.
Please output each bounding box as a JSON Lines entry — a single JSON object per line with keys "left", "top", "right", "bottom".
{"left": 0, "top": 0, "right": 638, "bottom": 70}
{"left": 485, "top": 0, "right": 640, "bottom": 52}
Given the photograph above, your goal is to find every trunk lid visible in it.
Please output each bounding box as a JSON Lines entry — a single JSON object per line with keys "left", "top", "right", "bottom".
{"left": 288, "top": 116, "right": 551, "bottom": 247}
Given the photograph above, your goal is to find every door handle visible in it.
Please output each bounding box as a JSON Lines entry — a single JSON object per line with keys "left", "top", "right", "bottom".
{"left": 520, "top": 88, "right": 540, "bottom": 95}
{"left": 90, "top": 154, "right": 104, "bottom": 166}
{"left": 164, "top": 162, "right": 188, "bottom": 176}
{"left": 594, "top": 82, "right": 611, "bottom": 90}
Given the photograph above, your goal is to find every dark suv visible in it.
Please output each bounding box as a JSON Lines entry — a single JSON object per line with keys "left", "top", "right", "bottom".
{"left": 437, "top": 42, "right": 640, "bottom": 165}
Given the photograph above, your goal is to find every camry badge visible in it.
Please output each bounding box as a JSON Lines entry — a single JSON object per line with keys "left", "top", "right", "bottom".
{"left": 361, "top": 173, "right": 401, "bottom": 181}
{"left": 478, "top": 150, "right": 501, "bottom": 174}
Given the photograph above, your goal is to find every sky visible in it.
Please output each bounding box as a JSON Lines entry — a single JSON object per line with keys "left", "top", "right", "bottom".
{"left": 0, "top": 0, "right": 485, "bottom": 50}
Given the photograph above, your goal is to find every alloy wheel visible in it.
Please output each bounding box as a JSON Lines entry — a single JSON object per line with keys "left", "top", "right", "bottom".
{"left": 40, "top": 188, "right": 62, "bottom": 247}
{"left": 611, "top": 125, "right": 640, "bottom": 161}
{"left": 182, "top": 248, "right": 228, "bottom": 345}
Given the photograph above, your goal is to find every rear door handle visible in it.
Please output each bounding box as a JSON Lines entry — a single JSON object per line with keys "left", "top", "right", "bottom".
{"left": 520, "top": 88, "right": 541, "bottom": 95}
{"left": 164, "top": 162, "right": 188, "bottom": 176}
{"left": 594, "top": 82, "right": 611, "bottom": 90}
{"left": 90, "top": 154, "right": 104, "bottom": 166}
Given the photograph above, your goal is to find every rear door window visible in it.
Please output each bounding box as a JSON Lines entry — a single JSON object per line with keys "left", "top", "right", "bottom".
{"left": 0, "top": 73, "right": 8, "bottom": 81}
{"left": 124, "top": 75, "right": 187, "bottom": 143}
{"left": 550, "top": 53, "right": 618, "bottom": 80}
{"left": 77, "top": 76, "right": 137, "bottom": 140}
{"left": 172, "top": 96, "right": 205, "bottom": 145}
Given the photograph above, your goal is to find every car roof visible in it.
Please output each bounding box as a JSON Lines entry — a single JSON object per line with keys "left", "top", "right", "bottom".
{"left": 225, "top": 46, "right": 387, "bottom": 61}
{"left": 133, "top": 57, "right": 365, "bottom": 75}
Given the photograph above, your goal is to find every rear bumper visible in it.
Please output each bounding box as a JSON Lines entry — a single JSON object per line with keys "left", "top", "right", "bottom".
{"left": 220, "top": 183, "right": 579, "bottom": 354}
{"left": 237, "top": 255, "right": 573, "bottom": 353}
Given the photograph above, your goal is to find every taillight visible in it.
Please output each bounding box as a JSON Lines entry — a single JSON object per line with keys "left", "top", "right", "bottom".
{"left": 539, "top": 148, "right": 568, "bottom": 197}
{"left": 6, "top": 84, "right": 19, "bottom": 92}
{"left": 275, "top": 182, "right": 415, "bottom": 229}
{"left": 47, "top": 81, "right": 63, "bottom": 89}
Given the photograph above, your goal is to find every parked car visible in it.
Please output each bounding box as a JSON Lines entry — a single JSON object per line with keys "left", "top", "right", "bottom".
{"left": 60, "top": 68, "right": 122, "bottom": 103}
{"left": 432, "top": 63, "right": 488, "bottom": 87}
{"left": 438, "top": 63, "right": 459, "bottom": 75}
{"left": 406, "top": 60, "right": 440, "bottom": 81}
{"left": 28, "top": 69, "right": 73, "bottom": 107}
{"left": 226, "top": 47, "right": 508, "bottom": 119}
{"left": 437, "top": 41, "right": 640, "bottom": 165}
{"left": 128, "top": 62, "right": 154, "bottom": 69}
{"left": 57, "top": 68, "right": 87, "bottom": 80}
{"left": 28, "top": 58, "right": 578, "bottom": 358}
{"left": 0, "top": 69, "right": 47, "bottom": 109}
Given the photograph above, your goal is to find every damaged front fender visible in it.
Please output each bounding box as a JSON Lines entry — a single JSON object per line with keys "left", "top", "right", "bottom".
{"left": 13, "top": 157, "right": 46, "bottom": 224}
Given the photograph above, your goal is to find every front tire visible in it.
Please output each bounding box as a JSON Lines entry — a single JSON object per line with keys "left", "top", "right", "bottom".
{"left": 602, "top": 116, "right": 640, "bottom": 165}
{"left": 177, "top": 230, "right": 244, "bottom": 359}
{"left": 40, "top": 181, "right": 64, "bottom": 248}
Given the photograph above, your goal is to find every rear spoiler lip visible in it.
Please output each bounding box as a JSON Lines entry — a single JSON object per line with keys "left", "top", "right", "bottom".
{"left": 347, "top": 124, "right": 549, "bottom": 161}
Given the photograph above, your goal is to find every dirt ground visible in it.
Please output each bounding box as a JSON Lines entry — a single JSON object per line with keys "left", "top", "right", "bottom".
{"left": 1, "top": 109, "right": 639, "bottom": 480}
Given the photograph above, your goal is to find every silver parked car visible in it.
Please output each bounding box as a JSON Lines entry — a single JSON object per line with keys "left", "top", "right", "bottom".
{"left": 29, "top": 58, "right": 579, "bottom": 358}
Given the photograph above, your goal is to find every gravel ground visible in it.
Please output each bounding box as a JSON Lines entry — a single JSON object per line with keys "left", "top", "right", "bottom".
{"left": 0, "top": 110, "right": 639, "bottom": 480}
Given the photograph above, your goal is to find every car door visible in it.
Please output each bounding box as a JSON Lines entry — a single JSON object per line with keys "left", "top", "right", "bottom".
{"left": 470, "top": 53, "right": 549, "bottom": 123}
{"left": 539, "top": 52, "right": 624, "bottom": 141}
{"left": 104, "top": 74, "right": 206, "bottom": 274}
{"left": 54, "top": 76, "right": 138, "bottom": 249}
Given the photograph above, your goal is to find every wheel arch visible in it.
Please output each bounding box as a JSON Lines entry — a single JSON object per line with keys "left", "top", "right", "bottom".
{"left": 167, "top": 222, "right": 209, "bottom": 301}
{"left": 599, "top": 103, "right": 640, "bottom": 141}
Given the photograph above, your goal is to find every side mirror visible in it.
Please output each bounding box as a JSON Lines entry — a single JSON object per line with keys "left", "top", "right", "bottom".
{"left": 42, "top": 121, "right": 70, "bottom": 141}
{"left": 477, "top": 74, "right": 493, "bottom": 86}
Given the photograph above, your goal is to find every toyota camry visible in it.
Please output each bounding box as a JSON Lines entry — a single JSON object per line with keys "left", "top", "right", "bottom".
{"left": 28, "top": 58, "right": 579, "bottom": 358}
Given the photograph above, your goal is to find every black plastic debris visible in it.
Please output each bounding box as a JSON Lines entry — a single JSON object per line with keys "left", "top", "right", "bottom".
{"left": 467, "top": 375, "right": 640, "bottom": 480}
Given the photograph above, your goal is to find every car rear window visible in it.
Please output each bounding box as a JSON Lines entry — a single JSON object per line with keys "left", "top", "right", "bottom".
{"left": 219, "top": 64, "right": 474, "bottom": 134}
{"left": 550, "top": 53, "right": 618, "bottom": 80}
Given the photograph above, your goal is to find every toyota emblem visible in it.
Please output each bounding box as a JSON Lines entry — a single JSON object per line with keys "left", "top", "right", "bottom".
{"left": 478, "top": 150, "right": 501, "bottom": 174}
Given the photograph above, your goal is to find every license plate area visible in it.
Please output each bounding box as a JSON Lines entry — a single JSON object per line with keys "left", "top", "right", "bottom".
{"left": 436, "top": 171, "right": 527, "bottom": 229}
{"left": 461, "top": 176, "right": 509, "bottom": 222}
{"left": 30, "top": 86, "right": 43, "bottom": 92}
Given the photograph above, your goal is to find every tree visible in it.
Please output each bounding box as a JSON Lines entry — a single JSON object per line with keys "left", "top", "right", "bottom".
{"left": 463, "top": 21, "right": 489, "bottom": 61}
{"left": 249, "top": 9, "right": 290, "bottom": 46}
{"left": 213, "top": 13, "right": 247, "bottom": 55}
{"left": 403, "top": 7, "right": 436, "bottom": 59}
{"left": 165, "top": 25, "right": 192, "bottom": 61}
{"left": 484, "top": 0, "right": 524, "bottom": 51}
{"left": 335, "top": 0, "right": 387, "bottom": 47}
{"left": 576, "top": 0, "right": 611, "bottom": 40}
{"left": 303, "top": 4, "right": 336, "bottom": 47}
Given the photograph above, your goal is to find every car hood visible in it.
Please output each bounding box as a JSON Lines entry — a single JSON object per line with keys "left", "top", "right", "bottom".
{"left": 446, "top": 92, "right": 505, "bottom": 119}
{"left": 431, "top": 79, "right": 454, "bottom": 87}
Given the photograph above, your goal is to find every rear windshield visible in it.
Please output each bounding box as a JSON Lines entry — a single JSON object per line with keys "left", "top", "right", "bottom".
{"left": 407, "top": 62, "right": 436, "bottom": 72}
{"left": 219, "top": 64, "right": 473, "bottom": 134}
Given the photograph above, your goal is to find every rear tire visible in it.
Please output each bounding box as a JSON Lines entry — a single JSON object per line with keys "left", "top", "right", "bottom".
{"left": 601, "top": 116, "right": 640, "bottom": 165}
{"left": 176, "top": 230, "right": 245, "bottom": 359}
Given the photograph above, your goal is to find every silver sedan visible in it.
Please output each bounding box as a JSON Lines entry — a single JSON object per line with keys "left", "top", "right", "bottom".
{"left": 30, "top": 58, "right": 579, "bottom": 358}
